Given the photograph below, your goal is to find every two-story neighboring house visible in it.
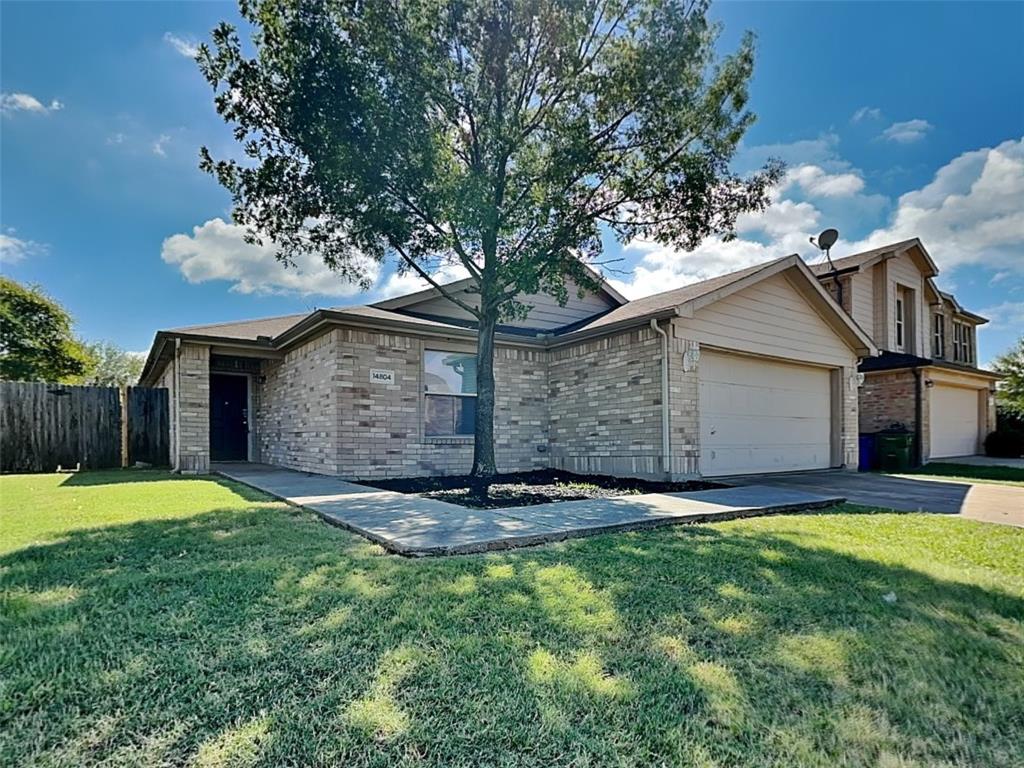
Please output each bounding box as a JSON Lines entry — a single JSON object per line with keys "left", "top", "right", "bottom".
{"left": 811, "top": 238, "right": 999, "bottom": 463}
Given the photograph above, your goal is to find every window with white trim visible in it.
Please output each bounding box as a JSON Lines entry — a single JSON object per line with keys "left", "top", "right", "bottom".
{"left": 423, "top": 350, "right": 477, "bottom": 436}
{"left": 952, "top": 321, "right": 974, "bottom": 365}
{"left": 932, "top": 314, "right": 945, "bottom": 358}
{"left": 895, "top": 293, "right": 905, "bottom": 351}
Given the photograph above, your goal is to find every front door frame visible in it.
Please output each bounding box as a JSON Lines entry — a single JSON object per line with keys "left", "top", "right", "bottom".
{"left": 209, "top": 371, "right": 253, "bottom": 462}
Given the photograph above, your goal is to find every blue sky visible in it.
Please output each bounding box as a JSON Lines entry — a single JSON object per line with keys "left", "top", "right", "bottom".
{"left": 2, "top": 1, "right": 1022, "bottom": 363}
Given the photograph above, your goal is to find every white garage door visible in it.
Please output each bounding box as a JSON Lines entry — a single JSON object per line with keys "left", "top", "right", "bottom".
{"left": 699, "top": 351, "right": 833, "bottom": 476}
{"left": 929, "top": 385, "right": 979, "bottom": 458}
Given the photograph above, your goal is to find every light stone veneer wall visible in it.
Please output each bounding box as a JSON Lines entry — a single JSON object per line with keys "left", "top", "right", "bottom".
{"left": 548, "top": 324, "right": 695, "bottom": 479}
{"left": 255, "top": 327, "right": 551, "bottom": 479}
{"left": 256, "top": 329, "right": 343, "bottom": 474}
{"left": 177, "top": 342, "right": 210, "bottom": 474}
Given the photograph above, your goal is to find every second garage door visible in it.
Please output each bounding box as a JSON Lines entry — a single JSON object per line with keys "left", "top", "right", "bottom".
{"left": 699, "top": 351, "right": 833, "bottom": 476}
{"left": 929, "top": 384, "right": 980, "bottom": 459}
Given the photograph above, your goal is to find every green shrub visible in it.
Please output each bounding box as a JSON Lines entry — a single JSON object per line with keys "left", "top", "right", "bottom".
{"left": 984, "top": 429, "right": 1024, "bottom": 458}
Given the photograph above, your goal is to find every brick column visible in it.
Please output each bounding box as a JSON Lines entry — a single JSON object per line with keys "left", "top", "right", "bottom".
{"left": 177, "top": 343, "right": 210, "bottom": 473}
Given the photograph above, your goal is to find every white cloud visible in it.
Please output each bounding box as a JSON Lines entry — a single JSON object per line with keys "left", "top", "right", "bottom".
{"left": 845, "top": 137, "right": 1024, "bottom": 273}
{"left": 1, "top": 92, "right": 63, "bottom": 115}
{"left": 783, "top": 164, "right": 865, "bottom": 198}
{"left": 990, "top": 271, "right": 1010, "bottom": 285}
{"left": 164, "top": 32, "right": 199, "bottom": 58}
{"left": 979, "top": 301, "right": 1024, "bottom": 331}
{"left": 0, "top": 232, "right": 46, "bottom": 264}
{"left": 852, "top": 106, "right": 882, "bottom": 123}
{"left": 881, "top": 119, "right": 932, "bottom": 144}
{"left": 608, "top": 136, "right": 1024, "bottom": 300}
{"left": 106, "top": 133, "right": 126, "bottom": 145}
{"left": 152, "top": 134, "right": 171, "bottom": 157}
{"left": 161, "top": 218, "right": 379, "bottom": 297}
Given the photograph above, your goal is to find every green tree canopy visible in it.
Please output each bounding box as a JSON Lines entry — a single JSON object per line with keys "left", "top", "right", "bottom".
{"left": 84, "top": 342, "right": 146, "bottom": 387}
{"left": 992, "top": 336, "right": 1024, "bottom": 418}
{"left": 199, "top": 0, "right": 781, "bottom": 476}
{"left": 0, "top": 276, "right": 94, "bottom": 383}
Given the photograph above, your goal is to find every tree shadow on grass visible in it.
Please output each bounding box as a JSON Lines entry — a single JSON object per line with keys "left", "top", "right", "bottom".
{"left": 57, "top": 468, "right": 274, "bottom": 503}
{"left": 1, "top": 504, "right": 1021, "bottom": 767}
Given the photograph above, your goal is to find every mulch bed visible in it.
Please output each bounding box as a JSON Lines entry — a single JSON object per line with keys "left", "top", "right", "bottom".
{"left": 362, "top": 469, "right": 721, "bottom": 509}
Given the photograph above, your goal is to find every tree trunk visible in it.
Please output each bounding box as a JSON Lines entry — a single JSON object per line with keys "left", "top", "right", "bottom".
{"left": 471, "top": 306, "right": 498, "bottom": 483}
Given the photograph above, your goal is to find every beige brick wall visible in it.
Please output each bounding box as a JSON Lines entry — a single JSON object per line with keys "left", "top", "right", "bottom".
{"left": 257, "top": 330, "right": 343, "bottom": 475}
{"left": 177, "top": 343, "right": 210, "bottom": 474}
{"left": 548, "top": 325, "right": 675, "bottom": 479}
{"left": 257, "top": 326, "right": 551, "bottom": 479}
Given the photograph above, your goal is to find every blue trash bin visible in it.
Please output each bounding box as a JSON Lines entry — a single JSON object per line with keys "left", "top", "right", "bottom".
{"left": 858, "top": 434, "right": 877, "bottom": 472}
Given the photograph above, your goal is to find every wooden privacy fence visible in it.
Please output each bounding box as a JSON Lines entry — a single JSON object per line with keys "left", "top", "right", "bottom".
{"left": 0, "top": 382, "right": 170, "bottom": 473}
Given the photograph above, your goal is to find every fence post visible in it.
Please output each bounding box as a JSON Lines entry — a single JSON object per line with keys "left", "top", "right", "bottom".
{"left": 120, "top": 385, "right": 129, "bottom": 468}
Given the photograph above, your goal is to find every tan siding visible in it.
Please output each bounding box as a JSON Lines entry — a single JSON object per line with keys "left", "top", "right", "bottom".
{"left": 403, "top": 277, "right": 615, "bottom": 330}
{"left": 849, "top": 270, "right": 874, "bottom": 338}
{"left": 887, "top": 253, "right": 927, "bottom": 355}
{"left": 872, "top": 262, "right": 888, "bottom": 349}
{"left": 676, "top": 273, "right": 858, "bottom": 368}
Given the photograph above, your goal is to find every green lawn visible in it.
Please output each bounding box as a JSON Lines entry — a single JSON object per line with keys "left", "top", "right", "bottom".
{"left": 892, "top": 462, "right": 1024, "bottom": 487}
{"left": 1, "top": 472, "right": 1022, "bottom": 767}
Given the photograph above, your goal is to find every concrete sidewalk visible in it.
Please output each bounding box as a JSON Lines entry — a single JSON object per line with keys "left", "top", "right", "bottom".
{"left": 723, "top": 469, "right": 1024, "bottom": 527}
{"left": 214, "top": 464, "right": 845, "bottom": 556}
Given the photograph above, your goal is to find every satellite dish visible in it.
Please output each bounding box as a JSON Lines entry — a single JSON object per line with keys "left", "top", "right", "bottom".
{"left": 816, "top": 228, "right": 839, "bottom": 251}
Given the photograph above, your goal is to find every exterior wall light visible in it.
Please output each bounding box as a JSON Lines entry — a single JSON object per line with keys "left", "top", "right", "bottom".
{"left": 924, "top": 379, "right": 935, "bottom": 388}
{"left": 849, "top": 372, "right": 865, "bottom": 389}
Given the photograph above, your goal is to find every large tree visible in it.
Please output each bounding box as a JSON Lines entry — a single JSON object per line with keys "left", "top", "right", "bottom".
{"left": 0, "top": 277, "right": 94, "bottom": 383}
{"left": 199, "top": 0, "right": 780, "bottom": 477}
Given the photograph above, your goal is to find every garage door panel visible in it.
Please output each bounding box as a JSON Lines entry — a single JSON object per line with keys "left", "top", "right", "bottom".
{"left": 702, "top": 445, "right": 832, "bottom": 476}
{"left": 930, "top": 385, "right": 979, "bottom": 459}
{"left": 699, "top": 351, "right": 833, "bottom": 476}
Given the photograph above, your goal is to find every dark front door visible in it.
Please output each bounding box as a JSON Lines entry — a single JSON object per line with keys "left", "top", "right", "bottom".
{"left": 210, "top": 374, "right": 249, "bottom": 461}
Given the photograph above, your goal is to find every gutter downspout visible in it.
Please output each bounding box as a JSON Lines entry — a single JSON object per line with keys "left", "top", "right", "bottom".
{"left": 650, "top": 319, "right": 671, "bottom": 478}
{"left": 911, "top": 367, "right": 923, "bottom": 467}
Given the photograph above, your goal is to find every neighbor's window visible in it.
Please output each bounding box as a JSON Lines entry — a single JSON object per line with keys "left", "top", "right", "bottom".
{"left": 423, "top": 350, "right": 477, "bottom": 436}
{"left": 932, "top": 314, "right": 945, "bottom": 358}
{"left": 952, "top": 321, "right": 973, "bottom": 364}
{"left": 895, "top": 294, "right": 905, "bottom": 350}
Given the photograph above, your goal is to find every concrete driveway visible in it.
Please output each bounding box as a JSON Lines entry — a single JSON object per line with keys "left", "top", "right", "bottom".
{"left": 723, "top": 470, "right": 1023, "bottom": 527}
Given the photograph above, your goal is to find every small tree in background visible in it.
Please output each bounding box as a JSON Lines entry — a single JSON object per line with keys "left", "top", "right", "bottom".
{"left": 992, "top": 336, "right": 1024, "bottom": 422}
{"left": 0, "top": 276, "right": 94, "bottom": 383}
{"left": 84, "top": 342, "right": 146, "bottom": 387}
{"left": 198, "top": 0, "right": 781, "bottom": 479}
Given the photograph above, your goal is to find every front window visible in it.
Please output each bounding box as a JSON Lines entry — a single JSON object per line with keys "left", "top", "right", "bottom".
{"left": 895, "top": 295, "right": 905, "bottom": 351}
{"left": 423, "top": 350, "right": 477, "bottom": 436}
{"left": 932, "top": 314, "right": 945, "bottom": 358}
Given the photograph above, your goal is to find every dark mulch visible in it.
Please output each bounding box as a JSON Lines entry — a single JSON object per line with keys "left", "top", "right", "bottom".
{"left": 362, "top": 469, "right": 722, "bottom": 509}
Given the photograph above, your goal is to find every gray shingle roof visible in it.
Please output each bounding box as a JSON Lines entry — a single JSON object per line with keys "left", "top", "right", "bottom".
{"left": 806, "top": 238, "right": 922, "bottom": 275}
{"left": 168, "top": 313, "right": 309, "bottom": 340}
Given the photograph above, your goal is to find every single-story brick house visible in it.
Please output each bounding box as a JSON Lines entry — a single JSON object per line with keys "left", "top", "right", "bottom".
{"left": 811, "top": 238, "right": 999, "bottom": 462}
{"left": 141, "top": 252, "right": 884, "bottom": 480}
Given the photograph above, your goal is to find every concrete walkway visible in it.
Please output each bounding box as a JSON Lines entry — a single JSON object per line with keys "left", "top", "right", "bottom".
{"left": 214, "top": 464, "right": 845, "bottom": 556}
{"left": 724, "top": 469, "right": 1024, "bottom": 528}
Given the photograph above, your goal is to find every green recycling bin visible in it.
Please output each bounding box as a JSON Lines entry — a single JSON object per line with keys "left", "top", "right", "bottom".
{"left": 876, "top": 433, "right": 914, "bottom": 472}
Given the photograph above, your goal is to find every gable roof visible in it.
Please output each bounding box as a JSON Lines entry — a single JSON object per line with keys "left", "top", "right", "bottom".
{"left": 807, "top": 238, "right": 938, "bottom": 278}
{"left": 141, "top": 252, "right": 879, "bottom": 385}
{"left": 558, "top": 254, "right": 876, "bottom": 356}
{"left": 371, "top": 261, "right": 627, "bottom": 312}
